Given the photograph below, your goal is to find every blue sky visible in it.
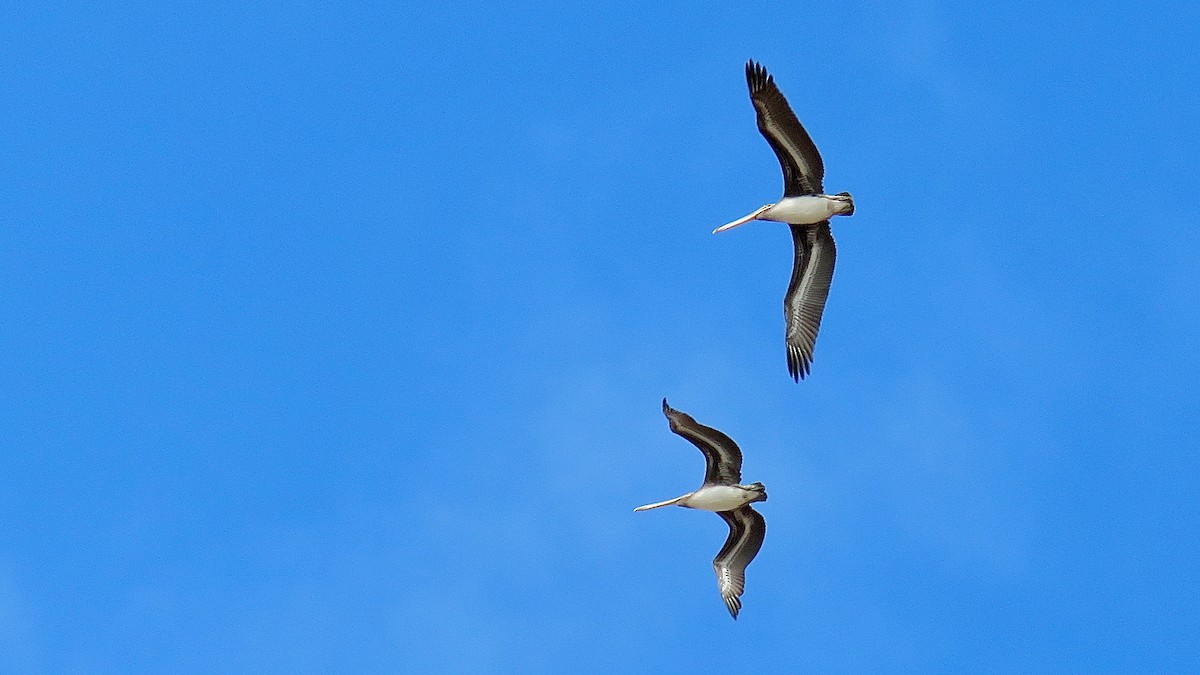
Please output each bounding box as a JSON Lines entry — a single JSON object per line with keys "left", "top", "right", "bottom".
{"left": 3, "top": 1, "right": 1199, "bottom": 671}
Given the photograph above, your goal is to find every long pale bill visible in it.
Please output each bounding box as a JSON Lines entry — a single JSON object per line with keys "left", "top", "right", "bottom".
{"left": 713, "top": 205, "right": 769, "bottom": 233}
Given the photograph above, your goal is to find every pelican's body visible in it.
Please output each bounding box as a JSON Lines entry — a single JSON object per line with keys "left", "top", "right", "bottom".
{"left": 766, "top": 194, "right": 850, "bottom": 224}
{"left": 719, "top": 194, "right": 854, "bottom": 232}
{"left": 684, "top": 484, "right": 765, "bottom": 511}
{"left": 635, "top": 483, "right": 766, "bottom": 513}
{"left": 635, "top": 399, "right": 768, "bottom": 619}
{"left": 715, "top": 60, "right": 856, "bottom": 381}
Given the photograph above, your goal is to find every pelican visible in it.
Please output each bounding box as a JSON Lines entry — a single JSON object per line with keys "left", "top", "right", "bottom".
{"left": 715, "top": 60, "right": 855, "bottom": 381}
{"left": 635, "top": 399, "right": 767, "bottom": 619}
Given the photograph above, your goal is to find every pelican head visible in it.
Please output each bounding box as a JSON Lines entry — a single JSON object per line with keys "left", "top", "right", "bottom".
{"left": 713, "top": 204, "right": 773, "bottom": 233}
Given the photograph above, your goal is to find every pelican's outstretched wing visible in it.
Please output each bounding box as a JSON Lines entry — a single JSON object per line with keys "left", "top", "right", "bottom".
{"left": 784, "top": 222, "right": 836, "bottom": 381}
{"left": 746, "top": 60, "right": 825, "bottom": 197}
{"left": 662, "top": 399, "right": 742, "bottom": 485}
{"left": 714, "top": 506, "right": 767, "bottom": 619}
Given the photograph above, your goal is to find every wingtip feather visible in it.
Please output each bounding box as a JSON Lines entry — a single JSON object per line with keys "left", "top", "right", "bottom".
{"left": 745, "top": 59, "right": 773, "bottom": 94}
{"left": 725, "top": 595, "right": 741, "bottom": 619}
{"left": 786, "top": 345, "right": 810, "bottom": 382}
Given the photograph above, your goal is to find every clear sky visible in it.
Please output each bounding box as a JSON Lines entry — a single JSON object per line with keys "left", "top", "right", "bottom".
{"left": 3, "top": 1, "right": 1199, "bottom": 672}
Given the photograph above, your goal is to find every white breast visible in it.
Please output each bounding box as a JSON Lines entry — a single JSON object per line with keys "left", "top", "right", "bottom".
{"left": 683, "top": 485, "right": 754, "bottom": 512}
{"left": 765, "top": 195, "right": 838, "bottom": 224}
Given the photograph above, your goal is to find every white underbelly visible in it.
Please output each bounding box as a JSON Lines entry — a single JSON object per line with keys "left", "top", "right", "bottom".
{"left": 769, "top": 195, "right": 837, "bottom": 224}
{"left": 684, "top": 485, "right": 752, "bottom": 512}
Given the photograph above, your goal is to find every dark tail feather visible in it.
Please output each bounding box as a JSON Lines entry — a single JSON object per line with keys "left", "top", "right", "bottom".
{"left": 749, "top": 482, "right": 768, "bottom": 502}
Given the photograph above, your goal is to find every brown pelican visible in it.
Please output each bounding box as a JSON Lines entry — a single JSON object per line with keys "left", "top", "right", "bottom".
{"left": 635, "top": 399, "right": 767, "bottom": 619}
{"left": 715, "top": 60, "right": 855, "bottom": 381}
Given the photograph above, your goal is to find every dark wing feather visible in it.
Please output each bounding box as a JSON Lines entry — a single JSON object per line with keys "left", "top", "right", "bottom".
{"left": 746, "top": 60, "right": 825, "bottom": 197}
{"left": 784, "top": 222, "right": 837, "bottom": 381}
{"left": 714, "top": 506, "right": 767, "bottom": 620}
{"left": 662, "top": 399, "right": 742, "bottom": 485}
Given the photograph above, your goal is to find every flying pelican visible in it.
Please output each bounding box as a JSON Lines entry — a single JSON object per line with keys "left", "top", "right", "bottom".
{"left": 715, "top": 60, "right": 855, "bottom": 381}
{"left": 635, "top": 399, "right": 767, "bottom": 619}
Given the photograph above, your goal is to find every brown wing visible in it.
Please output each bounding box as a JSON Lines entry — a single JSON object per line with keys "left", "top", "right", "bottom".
{"left": 662, "top": 399, "right": 742, "bottom": 485}
{"left": 784, "top": 222, "right": 836, "bottom": 381}
{"left": 714, "top": 506, "right": 767, "bottom": 619}
{"left": 746, "top": 60, "right": 825, "bottom": 197}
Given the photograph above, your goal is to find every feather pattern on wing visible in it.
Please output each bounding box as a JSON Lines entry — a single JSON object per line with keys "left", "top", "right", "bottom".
{"left": 714, "top": 506, "right": 767, "bottom": 619}
{"left": 746, "top": 60, "right": 825, "bottom": 197}
{"left": 662, "top": 399, "right": 743, "bottom": 485}
{"left": 784, "top": 222, "right": 837, "bottom": 381}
